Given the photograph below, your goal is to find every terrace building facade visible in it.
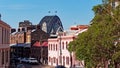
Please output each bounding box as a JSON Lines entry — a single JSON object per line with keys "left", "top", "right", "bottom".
{"left": 0, "top": 20, "right": 11, "bottom": 68}
{"left": 48, "top": 25, "right": 88, "bottom": 68}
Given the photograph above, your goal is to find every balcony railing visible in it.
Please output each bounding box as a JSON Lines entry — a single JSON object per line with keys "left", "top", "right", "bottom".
{"left": 0, "top": 44, "right": 10, "bottom": 48}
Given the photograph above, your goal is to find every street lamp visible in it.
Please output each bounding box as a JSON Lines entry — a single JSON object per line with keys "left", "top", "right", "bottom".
{"left": 59, "top": 32, "right": 62, "bottom": 65}
{"left": 67, "top": 44, "right": 73, "bottom": 68}
{"left": 58, "top": 32, "right": 62, "bottom": 65}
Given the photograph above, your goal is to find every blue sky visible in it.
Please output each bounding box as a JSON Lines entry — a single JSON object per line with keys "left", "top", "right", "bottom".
{"left": 0, "top": 0, "right": 102, "bottom": 29}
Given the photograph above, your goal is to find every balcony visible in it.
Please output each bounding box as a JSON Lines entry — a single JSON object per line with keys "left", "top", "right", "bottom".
{"left": 0, "top": 44, "right": 10, "bottom": 48}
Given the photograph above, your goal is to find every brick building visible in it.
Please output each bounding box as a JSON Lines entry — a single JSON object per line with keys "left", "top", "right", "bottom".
{"left": 31, "top": 27, "right": 49, "bottom": 64}
{"left": 0, "top": 19, "right": 11, "bottom": 68}
{"left": 10, "top": 20, "right": 34, "bottom": 58}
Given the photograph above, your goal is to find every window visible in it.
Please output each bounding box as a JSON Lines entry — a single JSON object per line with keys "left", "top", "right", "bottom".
{"left": 6, "top": 30, "right": 8, "bottom": 44}
{"left": 56, "top": 58, "right": 58, "bottom": 65}
{"left": 54, "top": 57, "right": 56, "bottom": 63}
{"left": 51, "top": 58, "right": 53, "bottom": 63}
{"left": 63, "top": 56, "right": 65, "bottom": 66}
{"left": 2, "top": 28, "right": 4, "bottom": 44}
{"left": 62, "top": 42, "right": 64, "bottom": 49}
{"left": 53, "top": 44, "right": 55, "bottom": 51}
{"left": 56, "top": 44, "right": 57, "bottom": 51}
{"left": 6, "top": 51, "right": 8, "bottom": 63}
{"left": 4, "top": 29, "right": 6, "bottom": 44}
{"left": 51, "top": 44, "right": 52, "bottom": 50}
{"left": 0, "top": 27, "right": 2, "bottom": 44}
{"left": 66, "top": 41, "right": 68, "bottom": 49}
{"left": 2, "top": 51, "right": 4, "bottom": 65}
{"left": 59, "top": 56, "right": 62, "bottom": 64}
{"left": 27, "top": 35, "right": 30, "bottom": 43}
{"left": 49, "top": 57, "right": 51, "bottom": 62}
{"left": 66, "top": 57, "right": 69, "bottom": 65}
{"left": 49, "top": 44, "right": 50, "bottom": 50}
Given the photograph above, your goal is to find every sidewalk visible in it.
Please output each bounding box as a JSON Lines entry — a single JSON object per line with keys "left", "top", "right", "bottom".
{"left": 42, "top": 65, "right": 55, "bottom": 68}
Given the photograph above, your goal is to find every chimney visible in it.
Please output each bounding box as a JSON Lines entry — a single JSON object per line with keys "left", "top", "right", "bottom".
{"left": 18, "top": 28, "right": 20, "bottom": 32}
{"left": 22, "top": 28, "right": 25, "bottom": 32}
{"left": 11, "top": 28, "right": 16, "bottom": 33}
{"left": 36, "top": 25, "right": 40, "bottom": 29}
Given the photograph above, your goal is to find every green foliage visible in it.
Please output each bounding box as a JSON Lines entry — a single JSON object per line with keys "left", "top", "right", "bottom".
{"left": 68, "top": 0, "right": 120, "bottom": 68}
{"left": 112, "top": 51, "right": 120, "bottom": 63}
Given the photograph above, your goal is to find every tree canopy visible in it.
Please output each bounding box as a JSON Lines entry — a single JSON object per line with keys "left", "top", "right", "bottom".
{"left": 68, "top": 0, "right": 120, "bottom": 68}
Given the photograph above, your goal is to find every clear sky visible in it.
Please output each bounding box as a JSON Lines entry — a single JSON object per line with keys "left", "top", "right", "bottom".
{"left": 0, "top": 0, "right": 102, "bottom": 29}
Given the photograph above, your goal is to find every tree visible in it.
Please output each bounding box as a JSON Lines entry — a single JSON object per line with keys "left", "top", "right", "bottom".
{"left": 68, "top": 0, "right": 120, "bottom": 68}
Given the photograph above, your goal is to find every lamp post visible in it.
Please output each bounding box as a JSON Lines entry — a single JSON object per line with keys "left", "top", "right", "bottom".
{"left": 60, "top": 34, "right": 62, "bottom": 65}
{"left": 67, "top": 45, "right": 72, "bottom": 68}
{"left": 16, "top": 40, "right": 18, "bottom": 57}
{"left": 41, "top": 44, "right": 43, "bottom": 63}
{"left": 40, "top": 36, "right": 43, "bottom": 63}
{"left": 69, "top": 52, "right": 72, "bottom": 68}
{"left": 59, "top": 32, "right": 62, "bottom": 65}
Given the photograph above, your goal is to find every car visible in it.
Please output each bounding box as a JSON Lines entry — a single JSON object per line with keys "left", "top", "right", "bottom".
{"left": 12, "top": 57, "right": 20, "bottom": 63}
{"left": 21, "top": 58, "right": 29, "bottom": 63}
{"left": 55, "top": 65, "right": 66, "bottom": 68}
{"left": 21, "top": 57, "right": 39, "bottom": 64}
{"left": 27, "top": 58, "right": 39, "bottom": 64}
